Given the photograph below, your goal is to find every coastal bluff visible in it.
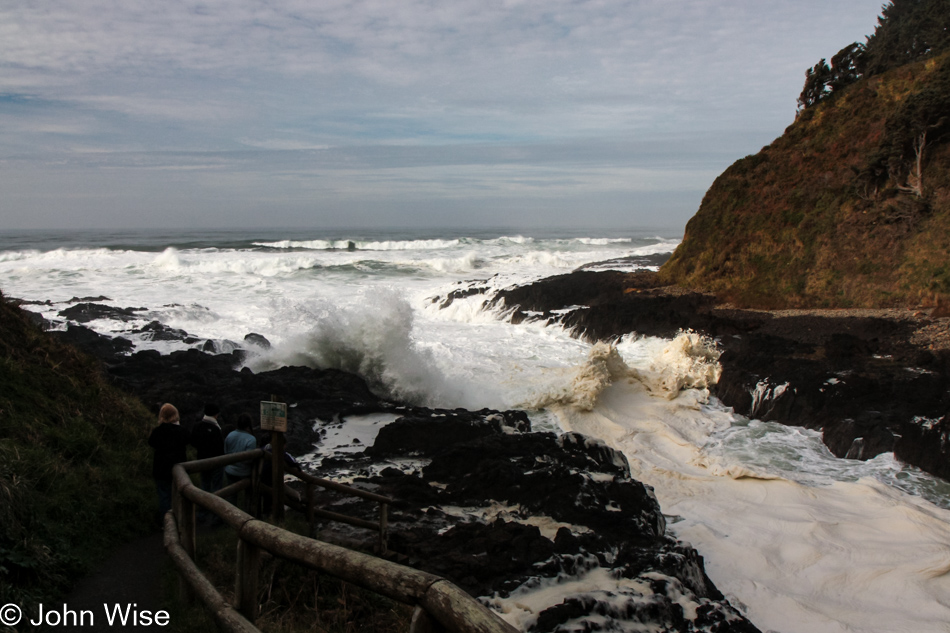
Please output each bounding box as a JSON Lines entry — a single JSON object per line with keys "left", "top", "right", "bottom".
{"left": 659, "top": 48, "right": 950, "bottom": 309}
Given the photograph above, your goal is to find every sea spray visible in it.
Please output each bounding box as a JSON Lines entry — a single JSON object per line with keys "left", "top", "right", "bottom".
{"left": 249, "top": 289, "right": 460, "bottom": 406}
{"left": 628, "top": 330, "right": 722, "bottom": 399}
{"left": 520, "top": 332, "right": 722, "bottom": 413}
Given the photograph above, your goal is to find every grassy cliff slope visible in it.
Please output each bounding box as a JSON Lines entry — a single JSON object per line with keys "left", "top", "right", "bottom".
{"left": 660, "top": 50, "right": 950, "bottom": 308}
{"left": 0, "top": 292, "right": 155, "bottom": 609}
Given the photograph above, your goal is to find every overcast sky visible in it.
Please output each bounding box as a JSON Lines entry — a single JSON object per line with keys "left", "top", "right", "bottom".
{"left": 0, "top": 0, "right": 884, "bottom": 232}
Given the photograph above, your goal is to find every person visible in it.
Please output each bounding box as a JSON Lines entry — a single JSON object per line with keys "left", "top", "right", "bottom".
{"left": 148, "top": 403, "right": 189, "bottom": 519}
{"left": 190, "top": 402, "right": 225, "bottom": 523}
{"left": 223, "top": 413, "right": 258, "bottom": 510}
{"left": 260, "top": 440, "right": 299, "bottom": 516}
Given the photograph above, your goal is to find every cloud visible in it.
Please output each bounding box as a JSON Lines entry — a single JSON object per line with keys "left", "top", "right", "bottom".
{"left": 0, "top": 0, "right": 886, "bottom": 228}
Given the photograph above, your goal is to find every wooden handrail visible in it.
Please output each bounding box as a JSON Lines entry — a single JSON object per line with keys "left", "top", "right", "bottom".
{"left": 163, "top": 513, "right": 259, "bottom": 633}
{"left": 180, "top": 449, "right": 265, "bottom": 473}
{"left": 284, "top": 461, "right": 393, "bottom": 504}
{"left": 167, "top": 457, "right": 517, "bottom": 633}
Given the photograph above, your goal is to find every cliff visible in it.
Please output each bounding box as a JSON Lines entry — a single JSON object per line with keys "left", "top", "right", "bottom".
{"left": 660, "top": 49, "right": 950, "bottom": 308}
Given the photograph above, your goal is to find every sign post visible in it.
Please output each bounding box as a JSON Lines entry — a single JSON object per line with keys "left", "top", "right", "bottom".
{"left": 260, "top": 399, "right": 288, "bottom": 523}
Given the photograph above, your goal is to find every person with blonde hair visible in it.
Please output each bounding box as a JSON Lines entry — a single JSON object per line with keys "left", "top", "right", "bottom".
{"left": 148, "top": 403, "right": 189, "bottom": 518}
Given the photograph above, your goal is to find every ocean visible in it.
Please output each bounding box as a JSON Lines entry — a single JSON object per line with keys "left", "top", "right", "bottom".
{"left": 2, "top": 227, "right": 949, "bottom": 633}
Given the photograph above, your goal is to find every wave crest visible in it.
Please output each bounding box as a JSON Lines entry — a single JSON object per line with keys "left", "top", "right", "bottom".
{"left": 248, "top": 290, "right": 455, "bottom": 405}
{"left": 522, "top": 332, "right": 721, "bottom": 412}
{"left": 630, "top": 331, "right": 721, "bottom": 399}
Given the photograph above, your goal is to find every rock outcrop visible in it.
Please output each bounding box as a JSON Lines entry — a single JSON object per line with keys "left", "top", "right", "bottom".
{"left": 485, "top": 270, "right": 950, "bottom": 481}
{"left": 55, "top": 320, "right": 759, "bottom": 632}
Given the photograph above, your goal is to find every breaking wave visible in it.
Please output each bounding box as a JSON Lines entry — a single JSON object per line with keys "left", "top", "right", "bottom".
{"left": 520, "top": 332, "right": 721, "bottom": 412}
{"left": 247, "top": 289, "right": 461, "bottom": 406}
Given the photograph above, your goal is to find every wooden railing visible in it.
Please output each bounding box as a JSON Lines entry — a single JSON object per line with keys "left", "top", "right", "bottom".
{"left": 166, "top": 451, "right": 517, "bottom": 633}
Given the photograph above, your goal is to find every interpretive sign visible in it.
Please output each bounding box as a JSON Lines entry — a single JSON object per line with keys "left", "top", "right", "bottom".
{"left": 260, "top": 400, "right": 288, "bottom": 432}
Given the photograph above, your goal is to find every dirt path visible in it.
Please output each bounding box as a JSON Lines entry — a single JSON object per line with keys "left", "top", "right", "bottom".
{"left": 64, "top": 531, "right": 167, "bottom": 632}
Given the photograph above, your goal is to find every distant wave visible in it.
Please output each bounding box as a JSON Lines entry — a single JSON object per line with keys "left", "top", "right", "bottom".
{"left": 251, "top": 235, "right": 668, "bottom": 252}
{"left": 253, "top": 238, "right": 462, "bottom": 251}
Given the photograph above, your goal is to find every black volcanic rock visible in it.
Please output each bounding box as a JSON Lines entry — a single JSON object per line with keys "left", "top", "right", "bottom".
{"left": 423, "top": 432, "right": 663, "bottom": 539}
{"left": 133, "top": 320, "right": 195, "bottom": 342}
{"left": 433, "top": 281, "right": 491, "bottom": 310}
{"left": 51, "top": 324, "right": 134, "bottom": 359}
{"left": 346, "top": 415, "right": 757, "bottom": 631}
{"left": 21, "top": 309, "right": 51, "bottom": 330}
{"left": 244, "top": 332, "right": 272, "bottom": 349}
{"left": 368, "top": 408, "right": 530, "bottom": 458}
{"left": 58, "top": 302, "right": 146, "bottom": 323}
{"left": 103, "top": 348, "right": 389, "bottom": 455}
{"left": 50, "top": 310, "right": 758, "bottom": 631}
{"left": 489, "top": 269, "right": 950, "bottom": 483}
{"left": 489, "top": 270, "right": 724, "bottom": 340}
{"left": 895, "top": 414, "right": 950, "bottom": 481}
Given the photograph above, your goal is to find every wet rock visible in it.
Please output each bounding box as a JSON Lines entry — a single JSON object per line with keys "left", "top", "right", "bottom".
{"left": 348, "top": 415, "right": 758, "bottom": 631}
{"left": 97, "top": 346, "right": 390, "bottom": 454}
{"left": 433, "top": 282, "right": 490, "bottom": 310}
{"left": 51, "top": 324, "right": 133, "bottom": 359}
{"left": 823, "top": 413, "right": 897, "bottom": 459}
{"left": 498, "top": 270, "right": 950, "bottom": 482}
{"left": 133, "top": 320, "right": 192, "bottom": 342}
{"left": 368, "top": 408, "right": 530, "bottom": 458}
{"left": 423, "top": 432, "right": 664, "bottom": 539}
{"left": 244, "top": 332, "right": 272, "bottom": 349}
{"left": 895, "top": 414, "right": 950, "bottom": 481}
{"left": 58, "top": 302, "right": 146, "bottom": 323}
{"left": 490, "top": 270, "right": 723, "bottom": 339}
{"left": 21, "top": 309, "right": 51, "bottom": 330}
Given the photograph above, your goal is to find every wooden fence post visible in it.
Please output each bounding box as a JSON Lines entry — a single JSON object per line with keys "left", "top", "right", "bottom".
{"left": 271, "top": 430, "right": 286, "bottom": 524}
{"left": 306, "top": 482, "right": 315, "bottom": 534}
{"left": 409, "top": 605, "right": 446, "bottom": 633}
{"left": 379, "top": 502, "right": 389, "bottom": 553}
{"left": 250, "top": 458, "right": 261, "bottom": 519}
{"left": 234, "top": 537, "right": 261, "bottom": 622}
{"left": 176, "top": 489, "right": 196, "bottom": 604}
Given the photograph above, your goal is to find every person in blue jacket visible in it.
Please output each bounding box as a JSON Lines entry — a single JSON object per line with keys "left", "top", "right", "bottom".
{"left": 223, "top": 413, "right": 258, "bottom": 509}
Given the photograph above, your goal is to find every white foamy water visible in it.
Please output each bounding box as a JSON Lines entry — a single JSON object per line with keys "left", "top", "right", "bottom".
{"left": 2, "top": 228, "right": 949, "bottom": 632}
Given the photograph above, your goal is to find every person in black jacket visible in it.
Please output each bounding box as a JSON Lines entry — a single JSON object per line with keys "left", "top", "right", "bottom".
{"left": 190, "top": 403, "right": 225, "bottom": 492}
{"left": 148, "top": 403, "right": 189, "bottom": 518}
{"left": 190, "top": 402, "right": 226, "bottom": 523}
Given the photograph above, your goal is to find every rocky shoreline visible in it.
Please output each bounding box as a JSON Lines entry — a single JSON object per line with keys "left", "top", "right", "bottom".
{"left": 23, "top": 297, "right": 761, "bottom": 632}
{"left": 21, "top": 270, "right": 950, "bottom": 630}
{"left": 482, "top": 270, "right": 950, "bottom": 482}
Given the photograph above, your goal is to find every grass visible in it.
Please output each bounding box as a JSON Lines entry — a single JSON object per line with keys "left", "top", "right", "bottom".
{"left": 0, "top": 291, "right": 156, "bottom": 611}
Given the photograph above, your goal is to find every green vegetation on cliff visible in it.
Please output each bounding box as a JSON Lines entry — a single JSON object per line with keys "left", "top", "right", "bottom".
{"left": 0, "top": 292, "right": 155, "bottom": 609}
{"left": 798, "top": 0, "right": 950, "bottom": 110}
{"left": 660, "top": 2, "right": 950, "bottom": 308}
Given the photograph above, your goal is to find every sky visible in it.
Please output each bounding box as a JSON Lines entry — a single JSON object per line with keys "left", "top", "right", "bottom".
{"left": 0, "top": 0, "right": 885, "bottom": 232}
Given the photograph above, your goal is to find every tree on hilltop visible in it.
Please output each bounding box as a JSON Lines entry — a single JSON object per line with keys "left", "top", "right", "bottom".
{"left": 797, "top": 0, "right": 950, "bottom": 111}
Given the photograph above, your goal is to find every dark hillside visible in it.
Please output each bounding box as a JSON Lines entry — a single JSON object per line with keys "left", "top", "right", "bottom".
{"left": 0, "top": 292, "right": 155, "bottom": 610}
{"left": 660, "top": 50, "right": 950, "bottom": 308}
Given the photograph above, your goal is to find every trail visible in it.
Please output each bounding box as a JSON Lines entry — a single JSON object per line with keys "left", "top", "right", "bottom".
{"left": 64, "top": 532, "right": 166, "bottom": 632}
